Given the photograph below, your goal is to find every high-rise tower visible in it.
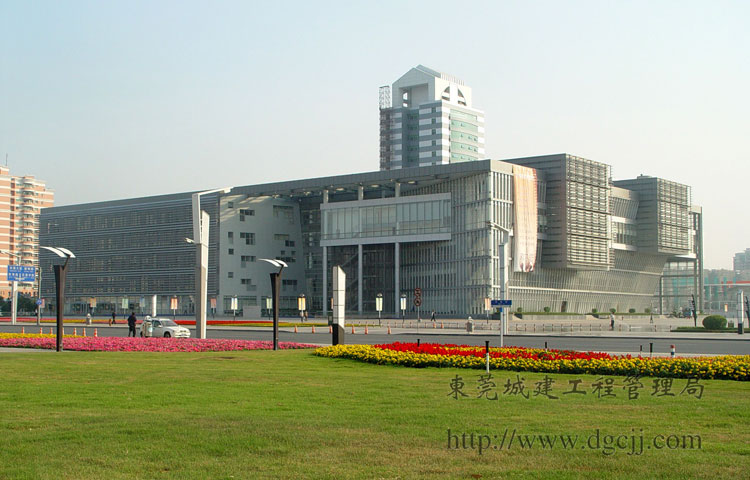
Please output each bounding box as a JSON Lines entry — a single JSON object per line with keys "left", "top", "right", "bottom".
{"left": 379, "top": 65, "right": 485, "bottom": 170}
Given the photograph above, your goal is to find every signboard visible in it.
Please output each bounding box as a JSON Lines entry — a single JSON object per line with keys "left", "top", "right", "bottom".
{"left": 512, "top": 165, "right": 538, "bottom": 272}
{"left": 170, "top": 297, "right": 179, "bottom": 310}
{"left": 210, "top": 297, "right": 217, "bottom": 309}
{"left": 413, "top": 287, "right": 422, "bottom": 307}
{"left": 7, "top": 265, "right": 36, "bottom": 282}
{"left": 121, "top": 298, "right": 129, "bottom": 309}
{"left": 491, "top": 300, "right": 512, "bottom": 307}
{"left": 89, "top": 297, "right": 97, "bottom": 308}
{"left": 230, "top": 297, "right": 238, "bottom": 311}
{"left": 484, "top": 297, "right": 492, "bottom": 311}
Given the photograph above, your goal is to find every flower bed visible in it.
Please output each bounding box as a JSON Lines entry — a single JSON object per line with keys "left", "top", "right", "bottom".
{"left": 0, "top": 334, "right": 316, "bottom": 352}
{"left": 314, "top": 342, "right": 750, "bottom": 381}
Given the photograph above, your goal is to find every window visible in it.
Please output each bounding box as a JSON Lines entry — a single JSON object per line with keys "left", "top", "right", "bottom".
{"left": 241, "top": 255, "right": 256, "bottom": 267}
{"left": 228, "top": 272, "right": 234, "bottom": 278}
{"left": 273, "top": 205, "right": 294, "bottom": 224}
{"left": 228, "top": 248, "right": 234, "bottom": 255}
{"left": 227, "top": 232, "right": 234, "bottom": 244}
{"left": 239, "top": 232, "right": 255, "bottom": 245}
{"left": 227, "top": 201, "right": 234, "bottom": 208}
{"left": 285, "top": 240, "right": 295, "bottom": 247}
{"left": 239, "top": 209, "right": 254, "bottom": 221}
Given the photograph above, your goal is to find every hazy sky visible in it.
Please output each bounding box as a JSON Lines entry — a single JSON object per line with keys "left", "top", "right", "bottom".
{"left": 1, "top": 0, "right": 748, "bottom": 269}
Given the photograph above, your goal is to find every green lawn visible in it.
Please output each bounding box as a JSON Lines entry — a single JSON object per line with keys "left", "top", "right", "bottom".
{"left": 0, "top": 349, "right": 748, "bottom": 479}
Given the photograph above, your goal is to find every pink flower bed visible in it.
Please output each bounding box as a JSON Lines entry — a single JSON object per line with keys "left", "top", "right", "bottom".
{"left": 0, "top": 336, "right": 317, "bottom": 352}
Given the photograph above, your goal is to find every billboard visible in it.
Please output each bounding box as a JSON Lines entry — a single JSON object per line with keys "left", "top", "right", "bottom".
{"left": 512, "top": 165, "right": 538, "bottom": 272}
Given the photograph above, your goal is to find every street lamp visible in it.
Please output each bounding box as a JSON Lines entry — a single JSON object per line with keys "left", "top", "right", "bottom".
{"left": 400, "top": 294, "right": 407, "bottom": 325}
{"left": 260, "top": 258, "right": 288, "bottom": 351}
{"left": 40, "top": 246, "right": 75, "bottom": 352}
{"left": 375, "top": 293, "right": 383, "bottom": 326}
{"left": 297, "top": 294, "right": 306, "bottom": 322}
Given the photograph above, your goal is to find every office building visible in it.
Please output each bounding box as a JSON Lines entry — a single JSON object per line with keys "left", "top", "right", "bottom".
{"left": 39, "top": 154, "right": 702, "bottom": 317}
{"left": 379, "top": 65, "right": 485, "bottom": 170}
{"left": 0, "top": 166, "right": 54, "bottom": 298}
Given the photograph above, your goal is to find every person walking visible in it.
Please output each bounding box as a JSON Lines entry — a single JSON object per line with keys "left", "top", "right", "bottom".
{"left": 610, "top": 312, "right": 615, "bottom": 330}
{"left": 127, "top": 312, "right": 137, "bottom": 337}
{"left": 110, "top": 311, "right": 116, "bottom": 326}
{"left": 431, "top": 310, "right": 436, "bottom": 322}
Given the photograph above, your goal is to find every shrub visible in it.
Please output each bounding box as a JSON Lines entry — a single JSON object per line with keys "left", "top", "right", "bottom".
{"left": 702, "top": 315, "right": 727, "bottom": 330}
{"left": 609, "top": 308, "right": 616, "bottom": 314}
{"left": 543, "top": 306, "right": 551, "bottom": 313}
{"left": 645, "top": 308, "right": 652, "bottom": 314}
{"left": 516, "top": 307, "right": 523, "bottom": 313}
{"left": 591, "top": 308, "right": 598, "bottom": 314}
{"left": 628, "top": 308, "right": 636, "bottom": 314}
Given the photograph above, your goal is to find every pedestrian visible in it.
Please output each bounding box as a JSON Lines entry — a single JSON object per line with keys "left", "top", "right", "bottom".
{"left": 431, "top": 310, "right": 436, "bottom": 321}
{"left": 127, "top": 311, "right": 137, "bottom": 337}
{"left": 304, "top": 310, "right": 308, "bottom": 322}
{"left": 610, "top": 313, "right": 615, "bottom": 330}
{"left": 110, "top": 311, "right": 116, "bottom": 326}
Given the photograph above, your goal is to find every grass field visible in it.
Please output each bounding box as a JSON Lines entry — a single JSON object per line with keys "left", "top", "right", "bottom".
{"left": 0, "top": 349, "right": 748, "bottom": 479}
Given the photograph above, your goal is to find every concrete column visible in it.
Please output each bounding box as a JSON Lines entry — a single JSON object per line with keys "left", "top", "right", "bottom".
{"left": 322, "top": 245, "right": 328, "bottom": 315}
{"left": 357, "top": 185, "right": 364, "bottom": 201}
{"left": 394, "top": 182, "right": 401, "bottom": 198}
{"left": 357, "top": 242, "right": 364, "bottom": 315}
{"left": 394, "top": 242, "right": 400, "bottom": 314}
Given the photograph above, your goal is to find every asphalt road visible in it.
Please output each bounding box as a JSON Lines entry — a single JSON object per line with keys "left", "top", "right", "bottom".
{"left": 1, "top": 324, "right": 749, "bottom": 355}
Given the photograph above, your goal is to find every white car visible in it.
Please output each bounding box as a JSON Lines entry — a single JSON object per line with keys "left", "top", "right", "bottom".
{"left": 140, "top": 317, "right": 191, "bottom": 338}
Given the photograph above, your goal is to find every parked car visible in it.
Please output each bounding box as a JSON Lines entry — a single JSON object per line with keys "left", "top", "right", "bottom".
{"left": 140, "top": 316, "right": 191, "bottom": 338}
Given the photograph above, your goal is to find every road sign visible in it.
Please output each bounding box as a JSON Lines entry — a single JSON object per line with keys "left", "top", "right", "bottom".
{"left": 414, "top": 298, "right": 422, "bottom": 307}
{"left": 491, "top": 300, "right": 512, "bottom": 307}
{"left": 7, "top": 265, "right": 36, "bottom": 282}
{"left": 36, "top": 299, "right": 42, "bottom": 306}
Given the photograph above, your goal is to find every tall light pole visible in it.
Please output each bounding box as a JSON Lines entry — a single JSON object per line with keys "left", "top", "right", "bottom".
{"left": 40, "top": 246, "right": 75, "bottom": 352}
{"left": 188, "top": 186, "right": 232, "bottom": 339}
{"left": 260, "top": 258, "right": 287, "bottom": 350}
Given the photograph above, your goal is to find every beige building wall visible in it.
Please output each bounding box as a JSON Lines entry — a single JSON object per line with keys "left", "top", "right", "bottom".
{"left": 0, "top": 166, "right": 54, "bottom": 298}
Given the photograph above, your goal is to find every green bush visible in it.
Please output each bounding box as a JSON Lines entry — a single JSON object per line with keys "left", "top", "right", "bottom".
{"left": 609, "top": 308, "right": 616, "bottom": 314}
{"left": 645, "top": 308, "right": 651, "bottom": 314}
{"left": 516, "top": 307, "right": 523, "bottom": 313}
{"left": 628, "top": 308, "right": 636, "bottom": 314}
{"left": 702, "top": 315, "right": 727, "bottom": 330}
{"left": 591, "top": 308, "right": 598, "bottom": 314}
{"left": 543, "top": 306, "right": 551, "bottom": 313}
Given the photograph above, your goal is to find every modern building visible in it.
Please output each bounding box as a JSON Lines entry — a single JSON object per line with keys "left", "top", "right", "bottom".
{"left": 733, "top": 248, "right": 750, "bottom": 275}
{"left": 379, "top": 65, "right": 485, "bottom": 170}
{"left": 39, "top": 154, "right": 702, "bottom": 317}
{"left": 0, "top": 166, "right": 54, "bottom": 298}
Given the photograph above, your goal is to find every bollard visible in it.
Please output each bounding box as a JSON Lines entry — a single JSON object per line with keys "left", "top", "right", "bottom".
{"left": 94, "top": 328, "right": 98, "bottom": 337}
{"left": 294, "top": 325, "right": 298, "bottom": 333}
{"left": 49, "top": 327, "right": 53, "bottom": 335}
{"left": 329, "top": 325, "right": 333, "bottom": 334}
{"left": 649, "top": 342, "right": 653, "bottom": 358}
{"left": 351, "top": 325, "right": 355, "bottom": 334}
{"left": 485, "top": 340, "right": 490, "bottom": 373}
{"left": 39, "top": 327, "right": 42, "bottom": 334}
{"left": 440, "top": 321, "right": 444, "bottom": 329}
{"left": 82, "top": 328, "right": 86, "bottom": 337}
{"left": 670, "top": 344, "right": 675, "bottom": 358}
{"left": 311, "top": 325, "right": 315, "bottom": 334}
{"left": 364, "top": 325, "right": 369, "bottom": 335}
{"left": 417, "top": 338, "right": 420, "bottom": 347}
{"left": 387, "top": 324, "right": 392, "bottom": 334}
{"left": 21, "top": 327, "right": 25, "bottom": 334}
{"left": 432, "top": 322, "right": 436, "bottom": 329}
{"left": 73, "top": 328, "right": 77, "bottom": 336}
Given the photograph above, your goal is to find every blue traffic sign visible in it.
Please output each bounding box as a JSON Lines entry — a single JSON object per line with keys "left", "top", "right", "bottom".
{"left": 7, "top": 265, "right": 36, "bottom": 282}
{"left": 491, "top": 299, "right": 512, "bottom": 307}
{"left": 36, "top": 299, "right": 43, "bottom": 306}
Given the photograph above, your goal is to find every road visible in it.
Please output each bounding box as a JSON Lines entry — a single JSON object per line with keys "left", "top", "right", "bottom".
{"left": 1, "top": 324, "right": 748, "bottom": 355}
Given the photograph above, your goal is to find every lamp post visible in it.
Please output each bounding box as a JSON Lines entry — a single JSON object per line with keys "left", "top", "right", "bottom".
{"left": 400, "top": 294, "right": 406, "bottom": 325}
{"left": 297, "top": 293, "right": 306, "bottom": 322}
{"left": 40, "top": 246, "right": 75, "bottom": 352}
{"left": 189, "top": 186, "right": 232, "bottom": 340}
{"left": 375, "top": 293, "right": 383, "bottom": 326}
{"left": 260, "top": 259, "right": 287, "bottom": 351}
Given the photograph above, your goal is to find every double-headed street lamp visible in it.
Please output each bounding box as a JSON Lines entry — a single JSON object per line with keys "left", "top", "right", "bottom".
{"left": 260, "top": 258, "right": 287, "bottom": 351}
{"left": 40, "top": 246, "right": 75, "bottom": 352}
